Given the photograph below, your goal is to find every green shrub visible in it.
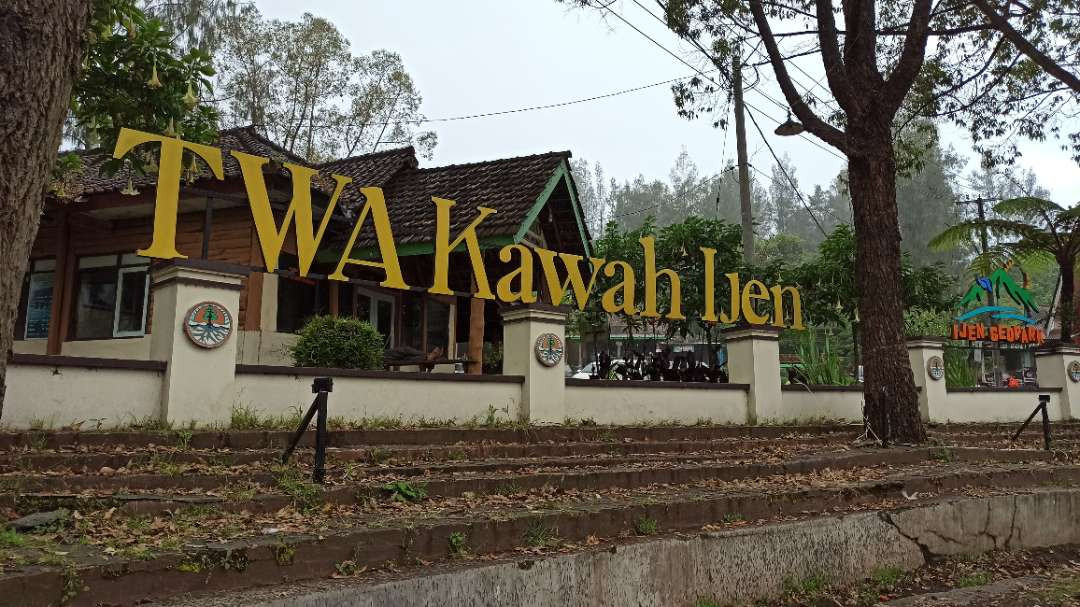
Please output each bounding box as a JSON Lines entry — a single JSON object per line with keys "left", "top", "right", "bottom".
{"left": 904, "top": 307, "right": 951, "bottom": 338}
{"left": 792, "top": 330, "right": 853, "bottom": 386}
{"left": 288, "top": 315, "right": 384, "bottom": 369}
{"left": 944, "top": 347, "right": 978, "bottom": 388}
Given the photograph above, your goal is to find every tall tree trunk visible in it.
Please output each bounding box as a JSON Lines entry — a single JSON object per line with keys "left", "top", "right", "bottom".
{"left": 0, "top": 1, "right": 91, "bottom": 418}
{"left": 1060, "top": 256, "right": 1075, "bottom": 342}
{"left": 846, "top": 120, "right": 927, "bottom": 444}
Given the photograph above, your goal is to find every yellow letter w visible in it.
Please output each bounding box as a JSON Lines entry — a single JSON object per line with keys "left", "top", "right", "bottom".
{"left": 232, "top": 151, "right": 351, "bottom": 276}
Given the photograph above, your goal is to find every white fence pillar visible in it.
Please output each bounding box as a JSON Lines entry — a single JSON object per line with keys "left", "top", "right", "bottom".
{"left": 501, "top": 304, "right": 567, "bottom": 424}
{"left": 907, "top": 338, "right": 947, "bottom": 422}
{"left": 723, "top": 326, "right": 782, "bottom": 424}
{"left": 1035, "top": 343, "right": 1080, "bottom": 421}
{"left": 149, "top": 260, "right": 248, "bottom": 427}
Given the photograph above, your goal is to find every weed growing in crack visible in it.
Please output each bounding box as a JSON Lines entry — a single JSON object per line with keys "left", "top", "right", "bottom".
{"left": 274, "top": 466, "right": 321, "bottom": 511}
{"left": 272, "top": 541, "right": 296, "bottom": 566}
{"left": 448, "top": 531, "right": 469, "bottom": 556}
{"left": 382, "top": 481, "right": 427, "bottom": 503}
{"left": 524, "top": 521, "right": 559, "bottom": 548}
{"left": 634, "top": 516, "right": 659, "bottom": 536}
{"left": 955, "top": 570, "right": 991, "bottom": 587}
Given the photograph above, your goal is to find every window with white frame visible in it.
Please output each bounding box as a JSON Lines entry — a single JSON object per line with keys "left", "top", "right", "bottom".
{"left": 71, "top": 254, "right": 150, "bottom": 340}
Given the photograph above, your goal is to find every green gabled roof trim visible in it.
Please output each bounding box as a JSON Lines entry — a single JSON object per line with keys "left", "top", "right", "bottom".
{"left": 513, "top": 160, "right": 592, "bottom": 257}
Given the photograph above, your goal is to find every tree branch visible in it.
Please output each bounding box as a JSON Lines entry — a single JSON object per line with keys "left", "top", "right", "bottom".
{"left": 747, "top": 0, "right": 848, "bottom": 152}
{"left": 972, "top": 0, "right": 1080, "bottom": 94}
{"left": 882, "top": 0, "right": 934, "bottom": 114}
{"left": 812, "top": 0, "right": 857, "bottom": 111}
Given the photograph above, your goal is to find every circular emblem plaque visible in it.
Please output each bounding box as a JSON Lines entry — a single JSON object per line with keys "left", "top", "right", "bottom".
{"left": 926, "top": 355, "right": 945, "bottom": 381}
{"left": 534, "top": 333, "right": 564, "bottom": 367}
{"left": 183, "top": 301, "right": 233, "bottom": 349}
{"left": 1069, "top": 361, "right": 1080, "bottom": 383}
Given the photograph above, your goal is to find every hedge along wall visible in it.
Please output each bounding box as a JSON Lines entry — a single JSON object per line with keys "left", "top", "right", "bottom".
{"left": 229, "top": 365, "right": 525, "bottom": 423}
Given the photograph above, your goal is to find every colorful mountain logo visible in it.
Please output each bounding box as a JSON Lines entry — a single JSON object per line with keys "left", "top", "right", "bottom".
{"left": 956, "top": 268, "right": 1039, "bottom": 325}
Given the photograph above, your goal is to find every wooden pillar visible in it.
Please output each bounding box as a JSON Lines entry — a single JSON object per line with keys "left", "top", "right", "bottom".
{"left": 244, "top": 272, "right": 264, "bottom": 330}
{"left": 46, "top": 211, "right": 70, "bottom": 355}
{"left": 328, "top": 281, "right": 340, "bottom": 317}
{"left": 466, "top": 296, "right": 485, "bottom": 375}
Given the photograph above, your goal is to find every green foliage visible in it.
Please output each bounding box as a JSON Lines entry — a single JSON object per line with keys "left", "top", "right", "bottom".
{"left": 524, "top": 521, "right": 559, "bottom": 548}
{"left": 289, "top": 315, "right": 384, "bottom": 370}
{"left": 903, "top": 307, "right": 951, "bottom": 338}
{"left": 274, "top": 466, "right": 321, "bottom": 511}
{"left": 633, "top": 516, "right": 659, "bottom": 536}
{"left": 792, "top": 330, "right": 853, "bottom": 386}
{"left": 382, "top": 481, "right": 427, "bottom": 503}
{"left": 944, "top": 348, "right": 978, "bottom": 389}
{"left": 64, "top": 0, "right": 218, "bottom": 183}
{"left": 956, "top": 571, "right": 991, "bottom": 588}
{"left": 932, "top": 196, "right": 1080, "bottom": 338}
{"left": 0, "top": 528, "right": 26, "bottom": 548}
{"left": 448, "top": 532, "right": 469, "bottom": 556}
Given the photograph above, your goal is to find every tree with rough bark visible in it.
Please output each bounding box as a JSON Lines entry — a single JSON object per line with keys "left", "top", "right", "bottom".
{"left": 1, "top": 1, "right": 94, "bottom": 419}
{"left": 1, "top": 0, "right": 218, "bottom": 418}
{"left": 930, "top": 196, "right": 1080, "bottom": 340}
{"left": 565, "top": 0, "right": 1078, "bottom": 443}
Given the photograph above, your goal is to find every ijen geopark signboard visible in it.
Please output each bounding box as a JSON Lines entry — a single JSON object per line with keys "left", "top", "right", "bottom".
{"left": 112, "top": 127, "right": 806, "bottom": 329}
{"left": 950, "top": 268, "right": 1045, "bottom": 347}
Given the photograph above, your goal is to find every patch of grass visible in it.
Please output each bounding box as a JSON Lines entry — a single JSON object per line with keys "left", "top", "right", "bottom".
{"left": 955, "top": 570, "right": 991, "bottom": 588}
{"left": 447, "top": 449, "right": 467, "bottom": 461}
{"left": 448, "top": 531, "right": 469, "bottom": 556}
{"left": 173, "top": 429, "right": 194, "bottom": 450}
{"left": 231, "top": 405, "right": 303, "bottom": 431}
{"left": 493, "top": 481, "right": 523, "bottom": 496}
{"left": 929, "top": 446, "right": 955, "bottom": 463}
{"left": 272, "top": 541, "right": 295, "bottom": 566}
{"left": 524, "top": 521, "right": 559, "bottom": 548}
{"left": 0, "top": 529, "right": 26, "bottom": 548}
{"left": 382, "top": 481, "right": 427, "bottom": 503}
{"left": 334, "top": 559, "right": 366, "bottom": 577}
{"left": 124, "top": 414, "right": 173, "bottom": 433}
{"left": 783, "top": 574, "right": 829, "bottom": 601}
{"left": 61, "top": 563, "right": 84, "bottom": 604}
{"left": 870, "top": 565, "right": 906, "bottom": 588}
{"left": 721, "top": 513, "right": 745, "bottom": 524}
{"left": 221, "top": 481, "right": 260, "bottom": 503}
{"left": 367, "top": 447, "right": 392, "bottom": 464}
{"left": 634, "top": 516, "right": 659, "bottom": 536}
{"left": 1038, "top": 574, "right": 1080, "bottom": 606}
{"left": 274, "top": 466, "right": 321, "bottom": 511}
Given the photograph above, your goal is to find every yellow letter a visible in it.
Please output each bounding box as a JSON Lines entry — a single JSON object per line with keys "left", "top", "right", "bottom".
{"left": 329, "top": 187, "right": 408, "bottom": 289}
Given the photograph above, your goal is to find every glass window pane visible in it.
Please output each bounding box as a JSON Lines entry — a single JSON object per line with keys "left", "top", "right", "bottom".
{"left": 74, "top": 268, "right": 117, "bottom": 339}
{"left": 33, "top": 259, "right": 56, "bottom": 272}
{"left": 120, "top": 253, "right": 150, "bottom": 266}
{"left": 276, "top": 276, "right": 316, "bottom": 333}
{"left": 78, "top": 254, "right": 116, "bottom": 269}
{"left": 115, "top": 270, "right": 148, "bottom": 334}
{"left": 425, "top": 300, "right": 450, "bottom": 355}
{"left": 401, "top": 293, "right": 423, "bottom": 350}
{"left": 355, "top": 293, "right": 371, "bottom": 323}
{"left": 24, "top": 272, "right": 54, "bottom": 339}
{"left": 376, "top": 300, "right": 393, "bottom": 346}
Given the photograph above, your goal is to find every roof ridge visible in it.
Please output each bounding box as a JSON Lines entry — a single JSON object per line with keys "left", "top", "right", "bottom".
{"left": 318, "top": 145, "right": 417, "bottom": 167}
{"left": 417, "top": 150, "right": 571, "bottom": 173}
{"left": 226, "top": 125, "right": 308, "bottom": 164}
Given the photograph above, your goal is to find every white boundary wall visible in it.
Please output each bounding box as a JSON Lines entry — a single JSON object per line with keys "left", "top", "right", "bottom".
{"left": 228, "top": 367, "right": 524, "bottom": 424}
{"left": 939, "top": 389, "right": 1065, "bottom": 423}
{"left": 780, "top": 386, "right": 864, "bottom": 422}
{"left": 4, "top": 358, "right": 162, "bottom": 429}
{"left": 564, "top": 380, "right": 748, "bottom": 425}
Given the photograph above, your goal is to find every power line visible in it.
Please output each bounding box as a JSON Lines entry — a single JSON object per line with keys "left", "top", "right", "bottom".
{"left": 249, "top": 73, "right": 699, "bottom": 130}
{"left": 602, "top": 2, "right": 846, "bottom": 162}
{"left": 743, "top": 105, "right": 831, "bottom": 235}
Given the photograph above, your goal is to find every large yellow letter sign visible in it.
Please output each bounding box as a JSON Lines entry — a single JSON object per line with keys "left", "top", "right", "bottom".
{"left": 113, "top": 128, "right": 224, "bottom": 259}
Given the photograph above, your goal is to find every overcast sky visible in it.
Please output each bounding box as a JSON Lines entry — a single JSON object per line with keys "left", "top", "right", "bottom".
{"left": 258, "top": 0, "right": 1079, "bottom": 204}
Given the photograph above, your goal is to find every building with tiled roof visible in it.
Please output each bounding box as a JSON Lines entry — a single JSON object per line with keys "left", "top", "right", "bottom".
{"left": 16, "top": 127, "right": 592, "bottom": 373}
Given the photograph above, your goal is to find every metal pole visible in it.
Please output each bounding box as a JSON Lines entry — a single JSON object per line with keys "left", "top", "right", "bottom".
{"left": 733, "top": 48, "right": 754, "bottom": 264}
{"left": 313, "top": 391, "right": 328, "bottom": 483}
{"left": 1039, "top": 393, "right": 1052, "bottom": 451}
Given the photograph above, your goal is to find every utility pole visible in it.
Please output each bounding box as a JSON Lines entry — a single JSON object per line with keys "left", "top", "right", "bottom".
{"left": 957, "top": 197, "right": 1001, "bottom": 385}
{"left": 732, "top": 49, "right": 754, "bottom": 264}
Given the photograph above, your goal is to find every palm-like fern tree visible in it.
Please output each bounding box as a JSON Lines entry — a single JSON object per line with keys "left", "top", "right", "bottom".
{"left": 930, "top": 197, "right": 1080, "bottom": 340}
